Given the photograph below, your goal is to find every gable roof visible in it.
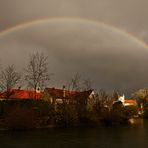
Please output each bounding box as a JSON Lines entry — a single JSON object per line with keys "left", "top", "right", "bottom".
{"left": 44, "top": 88, "right": 93, "bottom": 99}
{"left": 0, "top": 89, "right": 42, "bottom": 99}
{"left": 124, "top": 99, "right": 137, "bottom": 104}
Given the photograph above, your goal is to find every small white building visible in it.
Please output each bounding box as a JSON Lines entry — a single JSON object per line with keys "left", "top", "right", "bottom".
{"left": 118, "top": 94, "right": 137, "bottom": 106}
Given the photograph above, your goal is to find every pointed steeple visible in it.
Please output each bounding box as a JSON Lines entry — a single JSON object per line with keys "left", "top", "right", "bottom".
{"left": 118, "top": 94, "right": 125, "bottom": 103}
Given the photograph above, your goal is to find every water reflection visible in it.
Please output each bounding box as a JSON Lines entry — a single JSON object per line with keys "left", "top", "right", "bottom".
{"left": 0, "top": 121, "right": 148, "bottom": 148}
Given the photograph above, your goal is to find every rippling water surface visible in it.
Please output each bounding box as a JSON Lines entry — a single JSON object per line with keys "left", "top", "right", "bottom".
{"left": 0, "top": 120, "right": 148, "bottom": 148}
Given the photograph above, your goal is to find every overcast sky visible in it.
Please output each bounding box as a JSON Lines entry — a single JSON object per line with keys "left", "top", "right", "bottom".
{"left": 0, "top": 0, "right": 148, "bottom": 94}
{"left": 1, "top": 0, "right": 148, "bottom": 42}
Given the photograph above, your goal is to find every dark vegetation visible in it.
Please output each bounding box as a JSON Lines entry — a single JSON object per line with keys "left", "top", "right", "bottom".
{"left": 0, "top": 95, "right": 139, "bottom": 130}
{"left": 0, "top": 99, "right": 55, "bottom": 130}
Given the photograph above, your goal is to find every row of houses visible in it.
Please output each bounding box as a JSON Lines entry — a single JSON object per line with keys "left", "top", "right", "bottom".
{"left": 0, "top": 87, "right": 94, "bottom": 108}
{"left": 0, "top": 87, "right": 138, "bottom": 109}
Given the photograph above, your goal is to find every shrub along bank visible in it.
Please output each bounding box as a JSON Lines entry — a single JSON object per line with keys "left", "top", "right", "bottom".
{"left": 0, "top": 99, "right": 139, "bottom": 130}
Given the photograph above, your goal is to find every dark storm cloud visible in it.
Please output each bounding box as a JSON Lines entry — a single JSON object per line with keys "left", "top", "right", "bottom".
{"left": 0, "top": 20, "right": 148, "bottom": 93}
{"left": 0, "top": 0, "right": 148, "bottom": 94}
{"left": 0, "top": 0, "right": 148, "bottom": 43}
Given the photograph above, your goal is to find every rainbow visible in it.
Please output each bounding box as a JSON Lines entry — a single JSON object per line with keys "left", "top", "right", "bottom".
{"left": 0, "top": 17, "right": 147, "bottom": 48}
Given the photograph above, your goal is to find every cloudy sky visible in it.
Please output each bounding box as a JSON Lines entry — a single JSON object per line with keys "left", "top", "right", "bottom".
{"left": 0, "top": 0, "right": 148, "bottom": 93}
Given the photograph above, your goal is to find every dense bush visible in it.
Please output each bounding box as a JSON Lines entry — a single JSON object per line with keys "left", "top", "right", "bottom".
{"left": 143, "top": 109, "right": 148, "bottom": 118}
{"left": 4, "top": 106, "right": 37, "bottom": 130}
{"left": 124, "top": 105, "right": 138, "bottom": 119}
{"left": 0, "top": 98, "right": 140, "bottom": 129}
{"left": 0, "top": 99, "right": 53, "bottom": 117}
{"left": 55, "top": 103, "right": 78, "bottom": 127}
{"left": 0, "top": 99, "right": 55, "bottom": 129}
{"left": 102, "top": 103, "right": 138, "bottom": 125}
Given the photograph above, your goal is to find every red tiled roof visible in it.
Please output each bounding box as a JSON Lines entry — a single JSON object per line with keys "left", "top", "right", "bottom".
{"left": 0, "top": 88, "right": 93, "bottom": 100}
{"left": 44, "top": 88, "right": 93, "bottom": 99}
{"left": 124, "top": 100, "right": 137, "bottom": 104}
{"left": 1, "top": 89, "right": 43, "bottom": 99}
{"left": 0, "top": 92, "right": 5, "bottom": 98}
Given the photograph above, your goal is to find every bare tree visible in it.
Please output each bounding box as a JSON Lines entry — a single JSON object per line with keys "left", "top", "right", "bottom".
{"left": 0, "top": 64, "right": 21, "bottom": 98}
{"left": 110, "top": 90, "right": 120, "bottom": 101}
{"left": 67, "top": 73, "right": 93, "bottom": 91}
{"left": 68, "top": 73, "right": 81, "bottom": 91}
{"left": 25, "top": 52, "right": 51, "bottom": 94}
{"left": 82, "top": 78, "right": 93, "bottom": 91}
{"left": 97, "top": 89, "right": 108, "bottom": 105}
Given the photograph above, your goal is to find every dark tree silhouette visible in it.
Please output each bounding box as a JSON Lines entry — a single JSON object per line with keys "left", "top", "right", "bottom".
{"left": 0, "top": 64, "right": 21, "bottom": 98}
{"left": 67, "top": 72, "right": 93, "bottom": 91}
{"left": 82, "top": 78, "right": 93, "bottom": 91}
{"left": 25, "top": 52, "right": 51, "bottom": 98}
{"left": 68, "top": 73, "right": 81, "bottom": 91}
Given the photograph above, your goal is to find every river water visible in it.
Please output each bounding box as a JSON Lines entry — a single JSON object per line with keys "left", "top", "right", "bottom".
{"left": 0, "top": 121, "right": 148, "bottom": 148}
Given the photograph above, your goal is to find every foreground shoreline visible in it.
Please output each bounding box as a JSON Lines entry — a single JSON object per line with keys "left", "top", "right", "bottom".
{"left": 0, "top": 117, "right": 144, "bottom": 131}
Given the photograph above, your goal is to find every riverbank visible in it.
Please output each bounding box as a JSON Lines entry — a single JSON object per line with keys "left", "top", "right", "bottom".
{"left": 0, "top": 117, "right": 144, "bottom": 131}
{"left": 0, "top": 99, "right": 141, "bottom": 130}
